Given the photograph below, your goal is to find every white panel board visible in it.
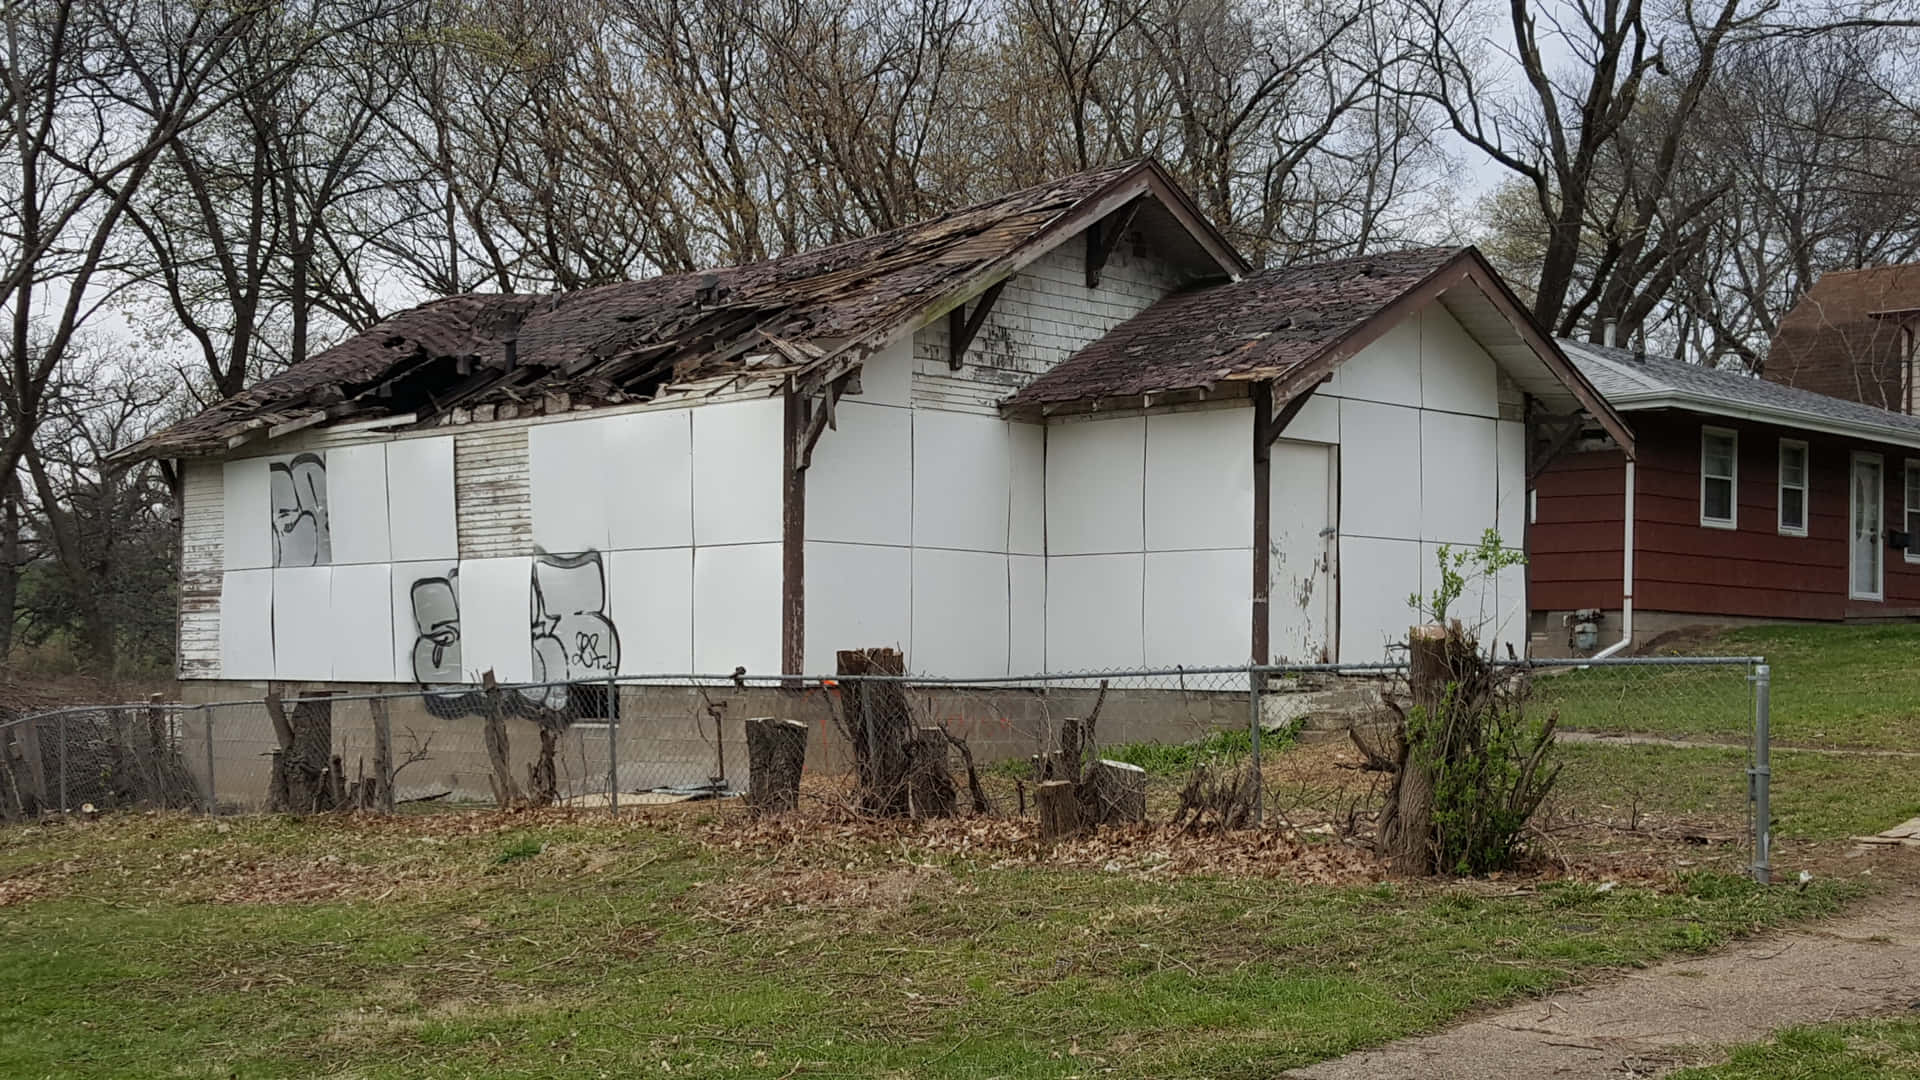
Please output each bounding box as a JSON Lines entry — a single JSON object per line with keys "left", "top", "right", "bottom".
{"left": 857, "top": 337, "right": 913, "bottom": 408}
{"left": 1493, "top": 561, "right": 1528, "bottom": 660}
{"left": 1280, "top": 393, "right": 1340, "bottom": 445}
{"left": 325, "top": 443, "right": 391, "bottom": 565}
{"left": 391, "top": 561, "right": 461, "bottom": 684}
{"left": 1420, "top": 305, "right": 1499, "bottom": 417}
{"left": 1010, "top": 556, "right": 1046, "bottom": 673}
{"left": 456, "top": 556, "right": 533, "bottom": 683}
{"left": 806, "top": 403, "right": 912, "bottom": 546}
{"left": 609, "top": 547, "right": 694, "bottom": 675}
{"left": 1419, "top": 411, "right": 1497, "bottom": 546}
{"left": 1270, "top": 440, "right": 1336, "bottom": 664}
{"left": 529, "top": 417, "right": 611, "bottom": 552}
{"left": 1145, "top": 408, "right": 1252, "bottom": 551}
{"left": 912, "top": 549, "right": 1009, "bottom": 678}
{"left": 271, "top": 567, "right": 334, "bottom": 680}
{"left": 222, "top": 459, "right": 272, "bottom": 570}
{"left": 219, "top": 569, "right": 275, "bottom": 678}
{"left": 1495, "top": 419, "right": 1526, "bottom": 546}
{"left": 1339, "top": 400, "right": 1421, "bottom": 540}
{"left": 1008, "top": 423, "right": 1046, "bottom": 556}
{"left": 330, "top": 562, "right": 395, "bottom": 682}
{"left": 804, "top": 542, "right": 912, "bottom": 670}
{"left": 693, "top": 543, "right": 782, "bottom": 676}
{"left": 912, "top": 411, "right": 1011, "bottom": 553}
{"left": 606, "top": 410, "right": 693, "bottom": 550}
{"left": 1045, "top": 554, "right": 1144, "bottom": 671}
{"left": 1046, "top": 417, "right": 1144, "bottom": 556}
{"left": 386, "top": 437, "right": 457, "bottom": 562}
{"left": 1144, "top": 549, "right": 1248, "bottom": 667}
{"left": 692, "top": 400, "right": 783, "bottom": 545}
{"left": 1337, "top": 536, "right": 1420, "bottom": 662}
{"left": 1330, "top": 314, "right": 1420, "bottom": 407}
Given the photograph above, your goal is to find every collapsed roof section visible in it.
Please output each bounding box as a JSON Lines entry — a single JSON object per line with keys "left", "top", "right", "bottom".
{"left": 121, "top": 159, "right": 1245, "bottom": 461}
{"left": 1004, "top": 245, "right": 1635, "bottom": 455}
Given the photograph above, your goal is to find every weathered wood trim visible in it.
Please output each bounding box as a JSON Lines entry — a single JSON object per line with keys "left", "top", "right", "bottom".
{"left": 781, "top": 384, "right": 807, "bottom": 681}
{"left": 1084, "top": 198, "right": 1143, "bottom": 288}
{"left": 946, "top": 280, "right": 1006, "bottom": 370}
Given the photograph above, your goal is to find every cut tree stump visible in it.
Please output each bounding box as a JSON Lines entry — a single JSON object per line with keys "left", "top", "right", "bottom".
{"left": 837, "top": 648, "right": 918, "bottom": 816}
{"left": 905, "top": 727, "right": 956, "bottom": 819}
{"left": 1082, "top": 759, "right": 1146, "bottom": 825}
{"left": 1036, "top": 780, "right": 1083, "bottom": 839}
{"left": 745, "top": 717, "right": 808, "bottom": 816}
{"left": 265, "top": 690, "right": 343, "bottom": 813}
{"left": 1378, "top": 623, "right": 1449, "bottom": 875}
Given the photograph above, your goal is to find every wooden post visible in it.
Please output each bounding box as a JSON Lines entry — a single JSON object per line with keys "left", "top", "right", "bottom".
{"left": 1252, "top": 382, "right": 1273, "bottom": 664}
{"left": 370, "top": 698, "right": 394, "bottom": 812}
{"left": 13, "top": 717, "right": 45, "bottom": 813}
{"left": 479, "top": 677, "right": 521, "bottom": 808}
{"left": 782, "top": 385, "right": 807, "bottom": 683}
{"left": 745, "top": 717, "right": 808, "bottom": 816}
{"left": 1036, "top": 780, "right": 1083, "bottom": 839}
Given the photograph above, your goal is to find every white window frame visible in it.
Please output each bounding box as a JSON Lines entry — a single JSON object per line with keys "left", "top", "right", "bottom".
{"left": 1777, "top": 439, "right": 1809, "bottom": 537}
{"left": 1906, "top": 459, "right": 1920, "bottom": 564}
{"left": 1700, "top": 426, "right": 1738, "bottom": 530}
{"left": 1852, "top": 451, "right": 1885, "bottom": 602}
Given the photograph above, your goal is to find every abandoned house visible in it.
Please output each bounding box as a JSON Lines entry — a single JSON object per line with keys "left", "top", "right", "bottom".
{"left": 121, "top": 160, "right": 1630, "bottom": 700}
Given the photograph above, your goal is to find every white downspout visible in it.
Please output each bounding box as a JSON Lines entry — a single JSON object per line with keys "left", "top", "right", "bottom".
{"left": 1592, "top": 456, "right": 1635, "bottom": 659}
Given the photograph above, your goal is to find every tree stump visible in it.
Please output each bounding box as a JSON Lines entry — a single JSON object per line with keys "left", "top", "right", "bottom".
{"left": 837, "top": 648, "right": 917, "bottom": 816}
{"left": 1081, "top": 759, "right": 1146, "bottom": 825}
{"left": 745, "top": 717, "right": 808, "bottom": 817}
{"left": 477, "top": 676, "right": 523, "bottom": 808}
{"left": 1378, "top": 624, "right": 1448, "bottom": 875}
{"left": 527, "top": 726, "right": 559, "bottom": 806}
{"left": 1036, "top": 780, "right": 1083, "bottom": 839}
{"left": 905, "top": 727, "right": 956, "bottom": 819}
{"left": 265, "top": 691, "right": 342, "bottom": 813}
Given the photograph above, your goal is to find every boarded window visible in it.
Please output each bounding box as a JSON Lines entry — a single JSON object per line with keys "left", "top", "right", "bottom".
{"left": 1701, "top": 428, "right": 1737, "bottom": 527}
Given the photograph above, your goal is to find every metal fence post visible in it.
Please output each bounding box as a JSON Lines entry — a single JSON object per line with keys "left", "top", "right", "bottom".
{"left": 57, "top": 711, "right": 67, "bottom": 813}
{"left": 607, "top": 676, "right": 619, "bottom": 817}
{"left": 203, "top": 705, "right": 216, "bottom": 816}
{"left": 1249, "top": 664, "right": 1263, "bottom": 827}
{"left": 1750, "top": 663, "right": 1772, "bottom": 884}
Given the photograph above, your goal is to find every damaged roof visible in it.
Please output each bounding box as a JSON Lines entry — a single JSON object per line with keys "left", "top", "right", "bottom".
{"left": 1006, "top": 247, "right": 1463, "bottom": 408}
{"left": 122, "top": 159, "right": 1244, "bottom": 461}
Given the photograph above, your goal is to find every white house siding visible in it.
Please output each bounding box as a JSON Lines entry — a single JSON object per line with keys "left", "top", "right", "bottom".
{"left": 177, "top": 460, "right": 224, "bottom": 678}
{"left": 1321, "top": 304, "right": 1529, "bottom": 661}
{"left": 910, "top": 237, "right": 1187, "bottom": 414}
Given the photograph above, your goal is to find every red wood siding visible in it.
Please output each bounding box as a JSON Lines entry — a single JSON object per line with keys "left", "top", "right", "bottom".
{"left": 1531, "top": 409, "right": 1920, "bottom": 620}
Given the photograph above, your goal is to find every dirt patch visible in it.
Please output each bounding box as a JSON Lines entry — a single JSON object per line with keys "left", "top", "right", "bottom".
{"left": 1286, "top": 883, "right": 1920, "bottom": 1079}
{"left": 700, "top": 864, "right": 957, "bottom": 922}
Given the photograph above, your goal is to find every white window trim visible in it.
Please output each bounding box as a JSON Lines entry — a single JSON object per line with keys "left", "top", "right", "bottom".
{"left": 1777, "top": 439, "right": 1809, "bottom": 537}
{"left": 1852, "top": 451, "right": 1885, "bottom": 602}
{"left": 1906, "top": 459, "right": 1920, "bottom": 564}
{"left": 1700, "top": 426, "right": 1738, "bottom": 530}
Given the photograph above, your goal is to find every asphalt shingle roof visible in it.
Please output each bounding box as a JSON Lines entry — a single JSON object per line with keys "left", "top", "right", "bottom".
{"left": 1560, "top": 339, "right": 1920, "bottom": 443}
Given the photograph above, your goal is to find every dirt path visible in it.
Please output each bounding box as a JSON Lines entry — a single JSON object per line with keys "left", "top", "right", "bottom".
{"left": 1285, "top": 886, "right": 1920, "bottom": 1079}
{"left": 1558, "top": 730, "right": 1920, "bottom": 759}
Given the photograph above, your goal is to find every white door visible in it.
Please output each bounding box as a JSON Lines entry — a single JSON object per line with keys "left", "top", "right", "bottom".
{"left": 1270, "top": 440, "right": 1337, "bottom": 662}
{"left": 1852, "top": 453, "right": 1884, "bottom": 601}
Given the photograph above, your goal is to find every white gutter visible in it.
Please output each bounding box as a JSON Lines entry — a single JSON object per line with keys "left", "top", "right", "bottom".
{"left": 1592, "top": 457, "right": 1635, "bottom": 659}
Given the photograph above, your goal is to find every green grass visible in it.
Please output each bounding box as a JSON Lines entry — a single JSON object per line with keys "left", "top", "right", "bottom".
{"left": 1673, "top": 1017, "right": 1920, "bottom": 1078}
{"left": 0, "top": 813, "right": 1859, "bottom": 1079}
{"left": 1102, "top": 728, "right": 1270, "bottom": 776}
{"left": 1537, "top": 624, "right": 1920, "bottom": 750}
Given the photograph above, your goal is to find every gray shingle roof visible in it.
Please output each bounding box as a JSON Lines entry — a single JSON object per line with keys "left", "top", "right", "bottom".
{"left": 1559, "top": 339, "right": 1920, "bottom": 446}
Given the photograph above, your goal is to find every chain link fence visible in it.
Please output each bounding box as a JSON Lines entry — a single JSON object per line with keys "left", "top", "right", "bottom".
{"left": 0, "top": 655, "right": 1775, "bottom": 880}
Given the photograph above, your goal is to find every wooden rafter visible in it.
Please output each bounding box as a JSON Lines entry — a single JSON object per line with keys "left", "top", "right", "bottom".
{"left": 1527, "top": 410, "right": 1587, "bottom": 480}
{"left": 1085, "top": 197, "right": 1143, "bottom": 288}
{"left": 947, "top": 280, "right": 1006, "bottom": 370}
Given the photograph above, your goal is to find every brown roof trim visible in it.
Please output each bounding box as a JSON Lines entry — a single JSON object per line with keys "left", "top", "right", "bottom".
{"left": 1252, "top": 248, "right": 1634, "bottom": 458}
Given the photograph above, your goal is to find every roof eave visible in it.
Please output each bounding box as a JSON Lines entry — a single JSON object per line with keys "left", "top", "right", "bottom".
{"left": 1612, "top": 390, "right": 1920, "bottom": 451}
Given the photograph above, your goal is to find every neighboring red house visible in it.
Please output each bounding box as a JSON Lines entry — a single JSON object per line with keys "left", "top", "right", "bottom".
{"left": 1767, "top": 262, "right": 1920, "bottom": 414}
{"left": 1531, "top": 340, "right": 1920, "bottom": 655}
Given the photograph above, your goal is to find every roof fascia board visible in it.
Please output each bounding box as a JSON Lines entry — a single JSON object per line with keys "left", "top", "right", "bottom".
{"left": 1613, "top": 390, "right": 1920, "bottom": 451}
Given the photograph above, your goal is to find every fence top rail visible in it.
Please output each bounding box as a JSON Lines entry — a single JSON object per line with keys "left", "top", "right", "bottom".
{"left": 0, "top": 652, "right": 1765, "bottom": 725}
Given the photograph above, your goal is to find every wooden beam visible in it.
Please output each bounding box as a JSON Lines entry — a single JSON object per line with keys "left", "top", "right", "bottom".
{"left": 947, "top": 280, "right": 1006, "bottom": 370}
{"left": 797, "top": 372, "right": 852, "bottom": 470}
{"left": 781, "top": 385, "right": 807, "bottom": 683}
{"left": 1526, "top": 410, "right": 1586, "bottom": 480}
{"left": 1085, "top": 198, "right": 1143, "bottom": 288}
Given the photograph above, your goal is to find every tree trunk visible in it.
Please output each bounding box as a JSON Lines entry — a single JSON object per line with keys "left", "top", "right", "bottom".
{"left": 1036, "top": 780, "right": 1083, "bottom": 840}
{"left": 745, "top": 716, "right": 808, "bottom": 817}
{"left": 370, "top": 697, "right": 394, "bottom": 813}
{"left": 837, "top": 648, "right": 918, "bottom": 816}
{"left": 526, "top": 726, "right": 558, "bottom": 806}
{"left": 905, "top": 727, "right": 956, "bottom": 819}
{"left": 264, "top": 690, "right": 341, "bottom": 813}
{"left": 480, "top": 683, "right": 522, "bottom": 808}
{"left": 1379, "top": 625, "right": 1448, "bottom": 875}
